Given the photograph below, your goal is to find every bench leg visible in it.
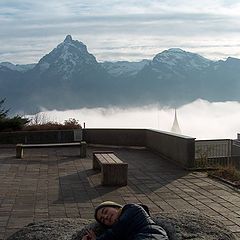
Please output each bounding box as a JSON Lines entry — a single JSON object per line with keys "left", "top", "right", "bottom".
{"left": 93, "top": 155, "right": 101, "bottom": 170}
{"left": 16, "top": 145, "right": 23, "bottom": 159}
{"left": 101, "top": 165, "right": 128, "bottom": 186}
{"left": 80, "top": 141, "right": 87, "bottom": 158}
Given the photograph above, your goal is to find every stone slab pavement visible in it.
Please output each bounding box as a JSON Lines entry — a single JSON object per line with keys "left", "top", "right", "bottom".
{"left": 0, "top": 145, "right": 239, "bottom": 239}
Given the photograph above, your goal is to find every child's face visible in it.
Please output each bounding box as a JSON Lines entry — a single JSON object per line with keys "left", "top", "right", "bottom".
{"left": 96, "top": 207, "right": 120, "bottom": 226}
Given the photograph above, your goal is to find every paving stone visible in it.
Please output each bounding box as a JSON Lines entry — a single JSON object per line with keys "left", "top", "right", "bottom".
{"left": 0, "top": 145, "right": 240, "bottom": 238}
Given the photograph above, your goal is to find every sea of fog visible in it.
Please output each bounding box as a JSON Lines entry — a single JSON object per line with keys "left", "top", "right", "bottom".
{"left": 27, "top": 99, "right": 240, "bottom": 140}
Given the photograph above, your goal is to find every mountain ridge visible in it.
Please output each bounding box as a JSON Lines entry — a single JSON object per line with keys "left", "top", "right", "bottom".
{"left": 1, "top": 35, "right": 239, "bottom": 114}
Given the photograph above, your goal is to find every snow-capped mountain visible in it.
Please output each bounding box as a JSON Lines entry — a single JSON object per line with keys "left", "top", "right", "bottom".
{"left": 151, "top": 48, "right": 212, "bottom": 72}
{"left": 35, "top": 35, "right": 99, "bottom": 80}
{"left": 101, "top": 60, "right": 150, "bottom": 77}
{"left": 1, "top": 35, "right": 240, "bottom": 113}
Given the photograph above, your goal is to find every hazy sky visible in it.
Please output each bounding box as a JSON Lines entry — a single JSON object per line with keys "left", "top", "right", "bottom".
{"left": 1, "top": 0, "right": 240, "bottom": 64}
{"left": 27, "top": 99, "right": 240, "bottom": 140}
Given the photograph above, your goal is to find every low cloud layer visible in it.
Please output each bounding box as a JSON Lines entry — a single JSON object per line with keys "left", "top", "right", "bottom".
{"left": 27, "top": 99, "right": 240, "bottom": 140}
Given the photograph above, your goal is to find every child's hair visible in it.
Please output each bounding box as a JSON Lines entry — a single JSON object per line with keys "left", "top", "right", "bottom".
{"left": 94, "top": 201, "right": 123, "bottom": 225}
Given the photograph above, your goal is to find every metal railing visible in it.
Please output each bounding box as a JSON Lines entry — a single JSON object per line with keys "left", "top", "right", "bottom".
{"left": 195, "top": 139, "right": 232, "bottom": 168}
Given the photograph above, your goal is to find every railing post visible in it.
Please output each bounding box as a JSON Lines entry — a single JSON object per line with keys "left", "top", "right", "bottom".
{"left": 80, "top": 141, "right": 87, "bottom": 158}
{"left": 228, "top": 139, "right": 232, "bottom": 166}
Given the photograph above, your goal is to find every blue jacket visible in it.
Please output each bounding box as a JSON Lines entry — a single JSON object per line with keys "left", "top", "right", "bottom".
{"left": 97, "top": 203, "right": 169, "bottom": 240}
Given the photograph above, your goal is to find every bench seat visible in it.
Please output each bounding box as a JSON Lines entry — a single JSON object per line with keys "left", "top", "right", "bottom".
{"left": 16, "top": 141, "right": 87, "bottom": 159}
{"left": 93, "top": 151, "right": 128, "bottom": 186}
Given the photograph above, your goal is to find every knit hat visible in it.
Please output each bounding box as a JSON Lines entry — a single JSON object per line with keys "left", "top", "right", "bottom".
{"left": 94, "top": 201, "right": 123, "bottom": 224}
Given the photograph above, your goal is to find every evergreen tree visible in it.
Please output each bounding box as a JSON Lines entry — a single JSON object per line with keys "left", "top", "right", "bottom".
{"left": 0, "top": 98, "right": 29, "bottom": 131}
{"left": 0, "top": 98, "right": 9, "bottom": 119}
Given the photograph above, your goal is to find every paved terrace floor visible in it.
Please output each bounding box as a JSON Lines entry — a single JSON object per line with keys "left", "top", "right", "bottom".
{"left": 0, "top": 145, "right": 240, "bottom": 239}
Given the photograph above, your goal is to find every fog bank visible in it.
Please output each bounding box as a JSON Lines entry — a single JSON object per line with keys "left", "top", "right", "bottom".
{"left": 27, "top": 99, "right": 240, "bottom": 140}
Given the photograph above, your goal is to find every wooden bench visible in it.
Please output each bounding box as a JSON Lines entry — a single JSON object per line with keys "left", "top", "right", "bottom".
{"left": 16, "top": 141, "right": 87, "bottom": 159}
{"left": 93, "top": 151, "right": 128, "bottom": 186}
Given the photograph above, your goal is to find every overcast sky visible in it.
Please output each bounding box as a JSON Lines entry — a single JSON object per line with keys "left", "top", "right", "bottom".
{"left": 1, "top": 0, "right": 240, "bottom": 64}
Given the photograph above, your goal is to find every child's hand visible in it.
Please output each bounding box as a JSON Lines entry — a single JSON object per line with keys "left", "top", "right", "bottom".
{"left": 82, "top": 229, "right": 96, "bottom": 240}
{"left": 81, "top": 235, "right": 89, "bottom": 240}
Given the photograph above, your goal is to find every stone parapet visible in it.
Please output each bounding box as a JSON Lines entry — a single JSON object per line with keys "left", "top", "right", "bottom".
{"left": 0, "top": 129, "right": 81, "bottom": 144}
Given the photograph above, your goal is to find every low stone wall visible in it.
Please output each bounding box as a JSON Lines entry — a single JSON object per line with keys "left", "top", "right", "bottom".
{"left": 83, "top": 128, "right": 146, "bottom": 147}
{"left": 0, "top": 129, "right": 80, "bottom": 144}
{"left": 83, "top": 128, "right": 195, "bottom": 168}
{"left": 145, "top": 129, "right": 195, "bottom": 168}
{"left": 0, "top": 128, "right": 195, "bottom": 168}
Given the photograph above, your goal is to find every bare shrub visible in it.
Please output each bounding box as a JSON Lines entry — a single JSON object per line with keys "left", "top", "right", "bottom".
{"left": 209, "top": 165, "right": 240, "bottom": 185}
{"left": 24, "top": 117, "right": 81, "bottom": 131}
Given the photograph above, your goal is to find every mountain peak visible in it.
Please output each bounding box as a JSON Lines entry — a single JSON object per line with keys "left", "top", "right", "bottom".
{"left": 167, "top": 48, "right": 185, "bottom": 53}
{"left": 60, "top": 35, "right": 86, "bottom": 51}
{"left": 36, "top": 35, "right": 98, "bottom": 79}
{"left": 64, "top": 35, "right": 73, "bottom": 43}
{"left": 152, "top": 48, "right": 211, "bottom": 70}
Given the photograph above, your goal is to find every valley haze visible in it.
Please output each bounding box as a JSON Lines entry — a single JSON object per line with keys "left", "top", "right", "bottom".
{"left": 27, "top": 99, "right": 240, "bottom": 140}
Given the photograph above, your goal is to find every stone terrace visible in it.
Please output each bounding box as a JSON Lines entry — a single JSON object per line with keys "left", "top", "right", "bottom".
{"left": 0, "top": 145, "right": 240, "bottom": 239}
